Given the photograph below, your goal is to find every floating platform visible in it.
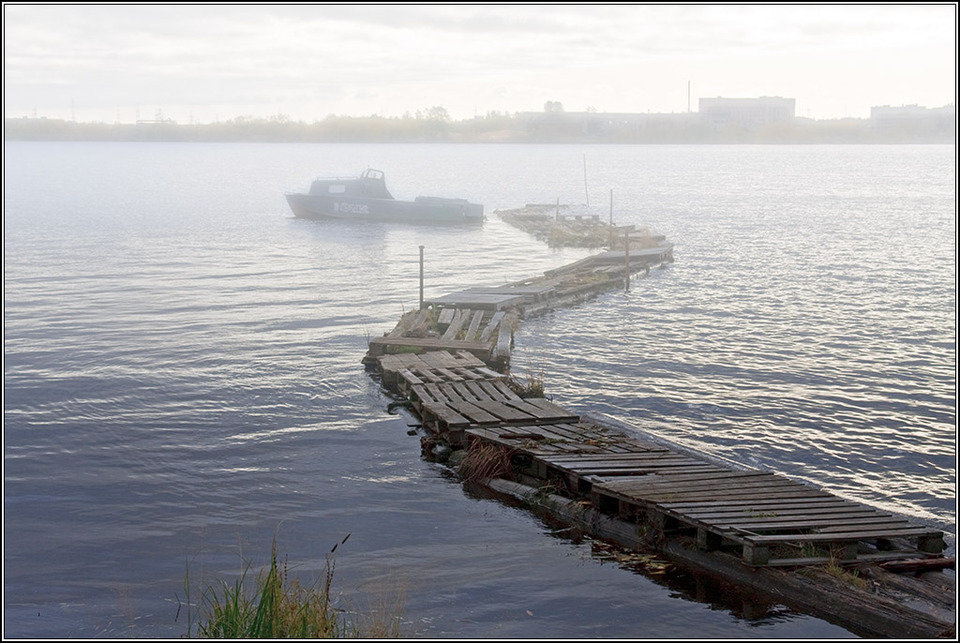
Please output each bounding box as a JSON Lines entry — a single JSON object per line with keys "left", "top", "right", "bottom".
{"left": 375, "top": 352, "right": 947, "bottom": 570}
{"left": 496, "top": 203, "right": 670, "bottom": 251}
{"left": 362, "top": 243, "right": 953, "bottom": 637}
{"left": 364, "top": 244, "right": 673, "bottom": 368}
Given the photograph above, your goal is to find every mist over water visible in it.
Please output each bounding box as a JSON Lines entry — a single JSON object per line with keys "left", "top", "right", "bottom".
{"left": 4, "top": 142, "right": 954, "bottom": 638}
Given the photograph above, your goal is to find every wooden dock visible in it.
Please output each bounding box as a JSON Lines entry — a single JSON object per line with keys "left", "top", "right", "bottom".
{"left": 374, "top": 350, "right": 946, "bottom": 569}
{"left": 364, "top": 243, "right": 673, "bottom": 369}
{"left": 362, "top": 244, "right": 952, "bottom": 636}
{"left": 496, "top": 202, "right": 672, "bottom": 252}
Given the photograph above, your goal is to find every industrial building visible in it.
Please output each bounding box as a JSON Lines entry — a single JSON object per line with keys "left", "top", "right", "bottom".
{"left": 698, "top": 96, "right": 796, "bottom": 130}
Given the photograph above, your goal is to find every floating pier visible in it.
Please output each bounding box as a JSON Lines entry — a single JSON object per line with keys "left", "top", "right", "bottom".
{"left": 496, "top": 202, "right": 671, "bottom": 251}
{"left": 363, "top": 243, "right": 673, "bottom": 370}
{"left": 362, "top": 243, "right": 953, "bottom": 637}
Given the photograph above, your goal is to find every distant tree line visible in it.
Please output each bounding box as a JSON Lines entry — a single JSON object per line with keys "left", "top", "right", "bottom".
{"left": 4, "top": 107, "right": 954, "bottom": 144}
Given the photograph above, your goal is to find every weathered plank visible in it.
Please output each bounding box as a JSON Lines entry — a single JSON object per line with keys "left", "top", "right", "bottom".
{"left": 446, "top": 399, "right": 510, "bottom": 425}
{"left": 414, "top": 367, "right": 443, "bottom": 384}
{"left": 635, "top": 486, "right": 834, "bottom": 503}
{"left": 398, "top": 368, "right": 424, "bottom": 388}
{"left": 441, "top": 309, "right": 470, "bottom": 341}
{"left": 424, "top": 383, "right": 451, "bottom": 404}
{"left": 660, "top": 496, "right": 863, "bottom": 511}
{"left": 503, "top": 398, "right": 579, "bottom": 422}
{"left": 437, "top": 308, "right": 456, "bottom": 326}
{"left": 386, "top": 310, "right": 420, "bottom": 338}
{"left": 493, "top": 314, "right": 513, "bottom": 361}
{"left": 434, "top": 367, "right": 463, "bottom": 382}
{"left": 682, "top": 504, "right": 878, "bottom": 520}
{"left": 456, "top": 368, "right": 482, "bottom": 381}
{"left": 492, "top": 380, "right": 522, "bottom": 400}
{"left": 410, "top": 384, "right": 439, "bottom": 405}
{"left": 719, "top": 517, "right": 912, "bottom": 532}
{"left": 471, "top": 399, "right": 538, "bottom": 423}
{"left": 464, "top": 380, "right": 493, "bottom": 401}
{"left": 601, "top": 475, "right": 797, "bottom": 494}
{"left": 421, "top": 402, "right": 471, "bottom": 428}
{"left": 520, "top": 397, "right": 580, "bottom": 420}
{"left": 455, "top": 350, "right": 484, "bottom": 364}
{"left": 745, "top": 528, "right": 942, "bottom": 544}
{"left": 449, "top": 382, "right": 480, "bottom": 402}
{"left": 426, "top": 292, "right": 524, "bottom": 310}
{"left": 465, "top": 310, "right": 485, "bottom": 343}
{"left": 479, "top": 311, "right": 506, "bottom": 342}
{"left": 368, "top": 336, "right": 493, "bottom": 353}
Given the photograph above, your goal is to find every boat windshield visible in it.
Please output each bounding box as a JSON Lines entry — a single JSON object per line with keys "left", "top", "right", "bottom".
{"left": 358, "top": 169, "right": 392, "bottom": 198}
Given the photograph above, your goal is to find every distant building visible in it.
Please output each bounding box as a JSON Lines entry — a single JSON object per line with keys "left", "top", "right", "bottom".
{"left": 698, "top": 97, "right": 796, "bottom": 130}
{"left": 519, "top": 110, "right": 696, "bottom": 137}
{"left": 870, "top": 104, "right": 955, "bottom": 136}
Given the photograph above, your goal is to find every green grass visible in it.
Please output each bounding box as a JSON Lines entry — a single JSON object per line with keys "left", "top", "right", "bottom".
{"left": 508, "top": 373, "right": 545, "bottom": 399}
{"left": 187, "top": 537, "right": 402, "bottom": 638}
{"left": 823, "top": 558, "right": 869, "bottom": 591}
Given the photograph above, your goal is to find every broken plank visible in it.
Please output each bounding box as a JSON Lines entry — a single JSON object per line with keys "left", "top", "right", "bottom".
{"left": 479, "top": 310, "right": 506, "bottom": 342}
{"left": 437, "top": 308, "right": 456, "bottom": 326}
{"left": 465, "top": 310, "right": 485, "bottom": 343}
{"left": 442, "top": 309, "right": 471, "bottom": 341}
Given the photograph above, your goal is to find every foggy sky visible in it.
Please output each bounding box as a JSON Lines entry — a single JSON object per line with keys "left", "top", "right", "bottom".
{"left": 3, "top": 4, "right": 956, "bottom": 123}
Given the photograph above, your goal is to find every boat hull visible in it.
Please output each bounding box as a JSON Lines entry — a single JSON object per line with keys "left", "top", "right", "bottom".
{"left": 286, "top": 194, "right": 483, "bottom": 225}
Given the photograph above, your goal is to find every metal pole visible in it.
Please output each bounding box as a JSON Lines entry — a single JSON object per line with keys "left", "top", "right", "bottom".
{"left": 624, "top": 231, "right": 630, "bottom": 292}
{"left": 609, "top": 189, "right": 614, "bottom": 249}
{"left": 583, "top": 153, "right": 589, "bottom": 208}
{"left": 419, "top": 245, "right": 425, "bottom": 310}
{"left": 556, "top": 196, "right": 560, "bottom": 221}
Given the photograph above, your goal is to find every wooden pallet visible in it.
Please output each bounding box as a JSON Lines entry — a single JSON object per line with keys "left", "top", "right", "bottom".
{"left": 590, "top": 472, "right": 945, "bottom": 566}
{"left": 377, "top": 350, "right": 492, "bottom": 392}
{"left": 461, "top": 420, "right": 946, "bottom": 567}
{"left": 411, "top": 384, "right": 579, "bottom": 445}
{"left": 365, "top": 248, "right": 946, "bottom": 570}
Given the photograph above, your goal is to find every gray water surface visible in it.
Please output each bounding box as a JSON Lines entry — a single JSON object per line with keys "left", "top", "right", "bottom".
{"left": 4, "top": 142, "right": 954, "bottom": 638}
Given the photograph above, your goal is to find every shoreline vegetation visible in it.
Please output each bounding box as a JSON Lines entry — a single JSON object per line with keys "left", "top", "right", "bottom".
{"left": 186, "top": 537, "right": 403, "bottom": 639}
{"left": 5, "top": 109, "right": 955, "bottom": 144}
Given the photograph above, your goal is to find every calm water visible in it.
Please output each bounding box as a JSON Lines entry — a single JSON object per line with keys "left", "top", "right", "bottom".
{"left": 3, "top": 142, "right": 955, "bottom": 638}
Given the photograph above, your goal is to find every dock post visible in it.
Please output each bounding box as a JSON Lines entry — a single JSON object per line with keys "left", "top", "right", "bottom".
{"left": 556, "top": 196, "right": 560, "bottom": 221}
{"left": 624, "top": 231, "right": 630, "bottom": 291}
{"left": 419, "top": 245, "right": 425, "bottom": 310}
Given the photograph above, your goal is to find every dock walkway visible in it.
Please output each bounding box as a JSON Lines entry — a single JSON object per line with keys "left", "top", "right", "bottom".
{"left": 373, "top": 350, "right": 945, "bottom": 568}
{"left": 365, "top": 245, "right": 947, "bottom": 569}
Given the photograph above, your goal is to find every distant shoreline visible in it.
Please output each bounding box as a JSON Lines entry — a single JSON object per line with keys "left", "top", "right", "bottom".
{"left": 5, "top": 116, "right": 954, "bottom": 145}
{"left": 4, "top": 138, "right": 956, "bottom": 146}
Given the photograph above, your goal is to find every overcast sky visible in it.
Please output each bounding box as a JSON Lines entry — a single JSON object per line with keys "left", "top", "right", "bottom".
{"left": 3, "top": 4, "right": 956, "bottom": 123}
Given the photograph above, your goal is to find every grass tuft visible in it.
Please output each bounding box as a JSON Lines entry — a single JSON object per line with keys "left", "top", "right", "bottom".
{"left": 189, "top": 537, "right": 402, "bottom": 638}
{"left": 507, "top": 373, "right": 545, "bottom": 399}
{"left": 457, "top": 441, "right": 514, "bottom": 484}
{"left": 823, "top": 558, "right": 869, "bottom": 591}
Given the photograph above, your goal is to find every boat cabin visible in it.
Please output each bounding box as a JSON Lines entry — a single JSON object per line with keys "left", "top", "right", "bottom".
{"left": 308, "top": 168, "right": 394, "bottom": 199}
